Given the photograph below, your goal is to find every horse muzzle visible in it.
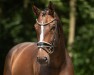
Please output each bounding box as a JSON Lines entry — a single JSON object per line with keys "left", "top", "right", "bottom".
{"left": 37, "top": 48, "right": 50, "bottom": 65}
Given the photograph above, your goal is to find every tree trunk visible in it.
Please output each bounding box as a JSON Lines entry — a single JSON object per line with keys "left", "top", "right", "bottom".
{"left": 68, "top": 0, "right": 76, "bottom": 51}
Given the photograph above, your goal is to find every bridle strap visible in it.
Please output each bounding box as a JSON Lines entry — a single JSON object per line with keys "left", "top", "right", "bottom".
{"left": 36, "top": 18, "right": 56, "bottom": 26}
{"left": 37, "top": 42, "right": 54, "bottom": 54}
{"left": 37, "top": 42, "right": 52, "bottom": 47}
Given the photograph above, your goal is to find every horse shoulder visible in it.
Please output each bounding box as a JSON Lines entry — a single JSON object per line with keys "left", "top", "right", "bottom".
{"left": 3, "top": 42, "right": 36, "bottom": 75}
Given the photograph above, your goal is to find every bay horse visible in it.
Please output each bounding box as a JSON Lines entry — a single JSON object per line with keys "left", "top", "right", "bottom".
{"left": 3, "top": 2, "right": 74, "bottom": 75}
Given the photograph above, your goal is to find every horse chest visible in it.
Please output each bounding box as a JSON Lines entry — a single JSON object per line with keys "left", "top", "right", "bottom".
{"left": 39, "top": 67, "right": 60, "bottom": 75}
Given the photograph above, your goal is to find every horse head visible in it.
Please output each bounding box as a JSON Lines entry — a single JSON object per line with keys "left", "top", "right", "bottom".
{"left": 32, "top": 2, "right": 59, "bottom": 65}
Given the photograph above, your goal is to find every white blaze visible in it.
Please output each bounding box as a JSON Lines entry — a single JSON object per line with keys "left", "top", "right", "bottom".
{"left": 39, "top": 21, "right": 44, "bottom": 42}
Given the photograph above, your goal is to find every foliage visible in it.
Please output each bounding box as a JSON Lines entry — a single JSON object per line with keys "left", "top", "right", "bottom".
{"left": 72, "top": 25, "right": 94, "bottom": 75}
{"left": 72, "top": 0, "right": 94, "bottom": 75}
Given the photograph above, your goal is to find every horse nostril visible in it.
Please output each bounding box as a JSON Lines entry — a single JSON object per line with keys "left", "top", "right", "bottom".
{"left": 37, "top": 57, "right": 48, "bottom": 63}
{"left": 37, "top": 57, "right": 39, "bottom": 61}
{"left": 43, "top": 57, "right": 48, "bottom": 62}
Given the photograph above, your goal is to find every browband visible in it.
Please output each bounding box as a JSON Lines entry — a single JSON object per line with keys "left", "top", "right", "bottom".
{"left": 36, "top": 18, "right": 56, "bottom": 26}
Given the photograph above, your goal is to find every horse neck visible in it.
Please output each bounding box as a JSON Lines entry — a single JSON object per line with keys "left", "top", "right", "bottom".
{"left": 50, "top": 20, "right": 66, "bottom": 69}
{"left": 58, "top": 23, "right": 66, "bottom": 58}
{"left": 56, "top": 13, "right": 66, "bottom": 53}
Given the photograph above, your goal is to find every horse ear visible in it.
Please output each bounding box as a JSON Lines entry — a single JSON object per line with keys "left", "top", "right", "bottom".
{"left": 48, "top": 1, "right": 55, "bottom": 16}
{"left": 32, "top": 5, "right": 41, "bottom": 16}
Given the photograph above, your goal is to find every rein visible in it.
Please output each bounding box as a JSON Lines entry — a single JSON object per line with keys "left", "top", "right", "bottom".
{"left": 36, "top": 18, "right": 57, "bottom": 54}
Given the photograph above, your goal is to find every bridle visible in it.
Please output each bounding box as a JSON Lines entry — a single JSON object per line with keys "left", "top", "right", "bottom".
{"left": 36, "top": 18, "right": 57, "bottom": 54}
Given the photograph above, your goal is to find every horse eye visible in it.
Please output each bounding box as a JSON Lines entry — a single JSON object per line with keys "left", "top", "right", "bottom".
{"left": 51, "top": 26, "right": 55, "bottom": 31}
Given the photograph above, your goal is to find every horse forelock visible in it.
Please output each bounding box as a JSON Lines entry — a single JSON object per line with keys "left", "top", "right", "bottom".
{"left": 41, "top": 8, "right": 48, "bottom": 17}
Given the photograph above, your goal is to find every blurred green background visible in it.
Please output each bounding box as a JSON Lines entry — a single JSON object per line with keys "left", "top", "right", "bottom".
{"left": 0, "top": 0, "right": 94, "bottom": 75}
